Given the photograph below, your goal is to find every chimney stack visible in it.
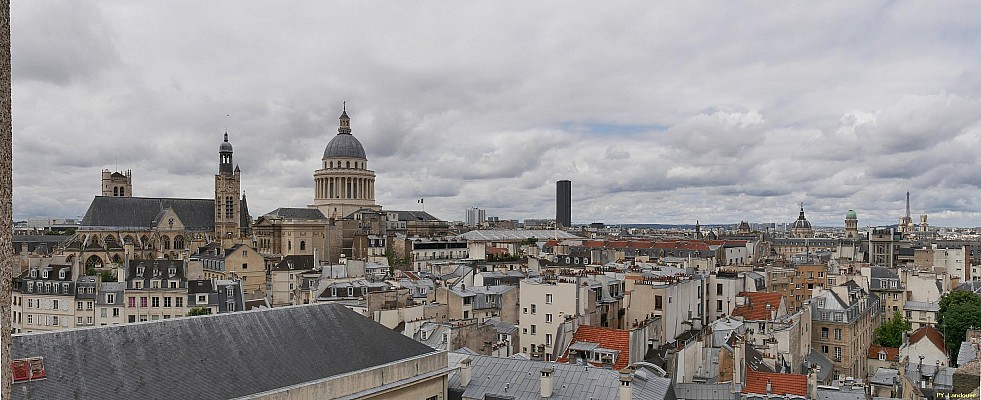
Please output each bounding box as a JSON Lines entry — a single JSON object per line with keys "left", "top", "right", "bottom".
{"left": 460, "top": 358, "right": 472, "bottom": 386}
{"left": 619, "top": 369, "right": 633, "bottom": 400}
{"left": 733, "top": 336, "right": 744, "bottom": 386}
{"left": 765, "top": 379, "right": 772, "bottom": 395}
{"left": 807, "top": 364, "right": 819, "bottom": 400}
{"left": 540, "top": 366, "right": 554, "bottom": 398}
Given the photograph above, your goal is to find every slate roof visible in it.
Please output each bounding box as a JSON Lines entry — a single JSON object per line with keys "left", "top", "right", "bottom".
{"left": 870, "top": 367, "right": 899, "bottom": 386}
{"left": 954, "top": 281, "right": 981, "bottom": 295}
{"left": 732, "top": 291, "right": 783, "bottom": 321}
{"left": 804, "top": 349, "right": 834, "bottom": 382}
{"left": 261, "top": 207, "right": 326, "bottom": 220}
{"left": 80, "top": 196, "right": 215, "bottom": 230}
{"left": 742, "top": 369, "right": 807, "bottom": 397}
{"left": 556, "top": 325, "right": 631, "bottom": 370}
{"left": 958, "top": 341, "right": 978, "bottom": 366}
{"left": 447, "top": 352, "right": 676, "bottom": 400}
{"left": 10, "top": 303, "right": 438, "bottom": 400}
{"left": 271, "top": 255, "right": 316, "bottom": 271}
{"left": 387, "top": 210, "right": 442, "bottom": 222}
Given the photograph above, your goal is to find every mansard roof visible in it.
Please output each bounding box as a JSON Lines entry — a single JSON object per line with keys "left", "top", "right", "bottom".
{"left": 10, "top": 303, "right": 437, "bottom": 400}
{"left": 81, "top": 196, "right": 215, "bottom": 230}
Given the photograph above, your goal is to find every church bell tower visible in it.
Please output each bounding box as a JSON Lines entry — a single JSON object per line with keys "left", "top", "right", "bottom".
{"left": 215, "top": 132, "right": 241, "bottom": 245}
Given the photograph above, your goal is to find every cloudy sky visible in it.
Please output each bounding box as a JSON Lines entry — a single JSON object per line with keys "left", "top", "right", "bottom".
{"left": 11, "top": 1, "right": 981, "bottom": 227}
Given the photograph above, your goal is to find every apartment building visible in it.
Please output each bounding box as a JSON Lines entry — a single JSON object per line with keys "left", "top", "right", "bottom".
{"left": 626, "top": 273, "right": 704, "bottom": 344}
{"left": 518, "top": 273, "right": 625, "bottom": 361}
{"left": 12, "top": 264, "right": 80, "bottom": 333}
{"left": 810, "top": 282, "right": 880, "bottom": 381}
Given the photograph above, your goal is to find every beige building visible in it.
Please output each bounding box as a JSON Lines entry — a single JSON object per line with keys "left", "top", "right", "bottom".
{"left": 625, "top": 273, "right": 703, "bottom": 344}
{"left": 11, "top": 264, "right": 83, "bottom": 333}
{"left": 311, "top": 107, "right": 381, "bottom": 219}
{"left": 268, "top": 255, "right": 317, "bottom": 307}
{"left": 435, "top": 285, "right": 518, "bottom": 323}
{"left": 195, "top": 243, "right": 265, "bottom": 295}
{"left": 253, "top": 208, "right": 327, "bottom": 257}
{"left": 810, "top": 282, "right": 880, "bottom": 381}
{"left": 518, "top": 274, "right": 625, "bottom": 361}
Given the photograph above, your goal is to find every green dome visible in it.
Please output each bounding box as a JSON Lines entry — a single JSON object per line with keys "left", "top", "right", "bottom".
{"left": 846, "top": 209, "right": 857, "bottom": 220}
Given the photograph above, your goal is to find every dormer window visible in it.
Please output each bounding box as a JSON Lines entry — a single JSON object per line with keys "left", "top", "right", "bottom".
{"left": 879, "top": 352, "right": 886, "bottom": 361}
{"left": 42, "top": 270, "right": 48, "bottom": 279}
{"left": 30, "top": 269, "right": 37, "bottom": 278}
{"left": 136, "top": 266, "right": 145, "bottom": 275}
{"left": 226, "top": 287, "right": 234, "bottom": 297}
{"left": 58, "top": 270, "right": 66, "bottom": 279}
{"left": 168, "top": 267, "right": 176, "bottom": 276}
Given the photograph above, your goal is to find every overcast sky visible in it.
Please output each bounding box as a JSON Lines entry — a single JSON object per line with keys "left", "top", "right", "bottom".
{"left": 11, "top": 1, "right": 981, "bottom": 227}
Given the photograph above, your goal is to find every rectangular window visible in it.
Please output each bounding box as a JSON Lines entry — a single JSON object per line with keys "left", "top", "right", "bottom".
{"left": 834, "top": 328, "right": 842, "bottom": 340}
{"left": 151, "top": 297, "right": 160, "bottom": 308}
{"left": 176, "top": 297, "right": 183, "bottom": 308}
{"left": 52, "top": 300, "right": 59, "bottom": 310}
{"left": 107, "top": 293, "right": 115, "bottom": 304}
{"left": 531, "top": 324, "right": 536, "bottom": 335}
{"left": 128, "top": 315, "right": 136, "bottom": 323}
{"left": 101, "top": 308, "right": 107, "bottom": 318}
{"left": 546, "top": 293, "right": 553, "bottom": 304}
{"left": 169, "top": 281, "right": 177, "bottom": 289}
{"left": 655, "top": 295, "right": 663, "bottom": 310}
{"left": 197, "top": 295, "right": 207, "bottom": 303}
{"left": 164, "top": 297, "right": 172, "bottom": 308}
{"left": 546, "top": 334, "right": 553, "bottom": 346}
{"left": 77, "top": 316, "right": 83, "bottom": 325}
{"left": 546, "top": 314, "right": 553, "bottom": 323}
{"left": 139, "top": 315, "right": 148, "bottom": 322}
{"left": 77, "top": 301, "right": 83, "bottom": 310}
{"left": 26, "top": 315, "right": 32, "bottom": 324}
{"left": 140, "top": 297, "right": 148, "bottom": 307}
{"left": 717, "top": 284, "right": 723, "bottom": 295}
{"left": 821, "top": 345, "right": 828, "bottom": 353}
{"left": 86, "top": 317, "right": 92, "bottom": 325}
{"left": 113, "top": 308, "right": 120, "bottom": 317}
{"left": 87, "top": 301, "right": 93, "bottom": 310}
{"left": 821, "top": 327, "right": 829, "bottom": 338}
{"left": 717, "top": 299, "right": 723, "bottom": 311}
{"left": 834, "top": 347, "right": 842, "bottom": 361}
{"left": 530, "top": 304, "right": 536, "bottom": 314}
{"left": 27, "top": 299, "right": 32, "bottom": 308}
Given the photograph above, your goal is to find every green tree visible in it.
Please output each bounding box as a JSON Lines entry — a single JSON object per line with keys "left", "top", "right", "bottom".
{"left": 187, "top": 307, "right": 211, "bottom": 316}
{"left": 938, "top": 290, "right": 981, "bottom": 360}
{"left": 873, "top": 311, "right": 911, "bottom": 348}
{"left": 98, "top": 270, "right": 117, "bottom": 283}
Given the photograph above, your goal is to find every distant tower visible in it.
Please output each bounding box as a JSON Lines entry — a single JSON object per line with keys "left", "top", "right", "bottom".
{"left": 215, "top": 132, "right": 242, "bottom": 244}
{"left": 844, "top": 209, "right": 858, "bottom": 238}
{"left": 919, "top": 214, "right": 929, "bottom": 232}
{"left": 899, "top": 191, "right": 913, "bottom": 234}
{"left": 694, "top": 220, "right": 703, "bottom": 239}
{"left": 466, "top": 207, "right": 486, "bottom": 227}
{"left": 791, "top": 204, "right": 814, "bottom": 238}
{"left": 101, "top": 169, "right": 132, "bottom": 197}
{"left": 556, "top": 180, "right": 571, "bottom": 228}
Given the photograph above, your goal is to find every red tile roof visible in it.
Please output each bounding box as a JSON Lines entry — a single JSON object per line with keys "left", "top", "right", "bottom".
{"left": 486, "top": 247, "right": 508, "bottom": 255}
{"left": 742, "top": 370, "right": 807, "bottom": 397}
{"left": 543, "top": 240, "right": 560, "bottom": 247}
{"left": 909, "top": 325, "right": 948, "bottom": 355}
{"left": 731, "top": 292, "right": 784, "bottom": 321}
{"left": 556, "top": 325, "right": 631, "bottom": 371}
{"left": 606, "top": 241, "right": 628, "bottom": 249}
{"left": 868, "top": 344, "right": 900, "bottom": 361}
{"left": 582, "top": 240, "right": 606, "bottom": 248}
{"left": 627, "top": 241, "right": 654, "bottom": 249}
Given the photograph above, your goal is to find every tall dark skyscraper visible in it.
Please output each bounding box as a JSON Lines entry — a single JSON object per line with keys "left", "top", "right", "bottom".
{"left": 556, "top": 180, "right": 571, "bottom": 228}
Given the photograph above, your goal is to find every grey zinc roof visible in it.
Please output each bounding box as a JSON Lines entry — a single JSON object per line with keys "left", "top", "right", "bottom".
{"left": 80, "top": 196, "right": 215, "bottom": 230}
{"left": 388, "top": 210, "right": 442, "bottom": 222}
{"left": 447, "top": 352, "right": 676, "bottom": 400}
{"left": 958, "top": 342, "right": 978, "bottom": 366}
{"left": 954, "top": 281, "right": 981, "bottom": 295}
{"left": 814, "top": 386, "right": 867, "bottom": 400}
{"left": 674, "top": 383, "right": 737, "bottom": 399}
{"left": 262, "top": 207, "right": 326, "bottom": 220}
{"left": 904, "top": 300, "right": 940, "bottom": 312}
{"left": 11, "top": 303, "right": 438, "bottom": 400}
{"left": 870, "top": 367, "right": 899, "bottom": 386}
{"left": 458, "top": 229, "right": 580, "bottom": 241}
{"left": 804, "top": 349, "right": 834, "bottom": 382}
{"left": 323, "top": 132, "right": 367, "bottom": 159}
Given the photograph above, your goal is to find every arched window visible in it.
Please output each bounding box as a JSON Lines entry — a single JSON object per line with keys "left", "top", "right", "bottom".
{"left": 288, "top": 241, "right": 292, "bottom": 251}
{"left": 119, "top": 187, "right": 124, "bottom": 196}
{"left": 329, "top": 161, "right": 333, "bottom": 168}
{"left": 300, "top": 241, "right": 306, "bottom": 251}
{"left": 113, "top": 187, "right": 119, "bottom": 196}
{"left": 140, "top": 235, "right": 151, "bottom": 249}
{"left": 85, "top": 255, "right": 103, "bottom": 269}
{"left": 104, "top": 235, "right": 116, "bottom": 247}
{"left": 346, "top": 161, "right": 350, "bottom": 168}
{"left": 161, "top": 235, "right": 171, "bottom": 250}
{"left": 174, "top": 236, "right": 185, "bottom": 249}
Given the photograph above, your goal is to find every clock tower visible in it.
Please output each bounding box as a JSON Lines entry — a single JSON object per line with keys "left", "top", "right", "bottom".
{"left": 215, "top": 132, "right": 241, "bottom": 245}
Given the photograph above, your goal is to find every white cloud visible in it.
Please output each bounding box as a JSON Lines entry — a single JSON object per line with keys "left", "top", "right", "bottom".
{"left": 12, "top": 1, "right": 981, "bottom": 227}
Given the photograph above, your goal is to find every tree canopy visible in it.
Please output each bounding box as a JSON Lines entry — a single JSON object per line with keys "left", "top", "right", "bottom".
{"left": 938, "top": 290, "right": 981, "bottom": 361}
{"left": 874, "top": 311, "right": 912, "bottom": 348}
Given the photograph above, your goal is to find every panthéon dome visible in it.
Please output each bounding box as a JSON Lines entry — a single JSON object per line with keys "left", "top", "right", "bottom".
{"left": 323, "top": 109, "right": 366, "bottom": 159}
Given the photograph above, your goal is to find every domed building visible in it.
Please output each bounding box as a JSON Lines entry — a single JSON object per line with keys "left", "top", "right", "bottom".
{"left": 791, "top": 205, "right": 813, "bottom": 238}
{"left": 311, "top": 107, "right": 381, "bottom": 218}
{"left": 844, "top": 209, "right": 859, "bottom": 238}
